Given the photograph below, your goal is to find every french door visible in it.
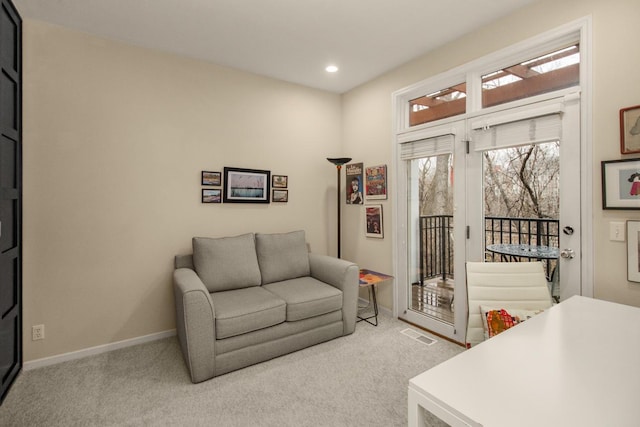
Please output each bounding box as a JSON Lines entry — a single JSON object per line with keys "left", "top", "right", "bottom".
{"left": 396, "top": 120, "right": 468, "bottom": 342}
{"left": 466, "top": 95, "right": 583, "bottom": 302}
{"left": 397, "top": 93, "right": 584, "bottom": 343}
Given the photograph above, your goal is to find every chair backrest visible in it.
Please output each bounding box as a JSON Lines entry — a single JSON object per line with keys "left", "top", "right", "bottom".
{"left": 465, "top": 261, "right": 553, "bottom": 347}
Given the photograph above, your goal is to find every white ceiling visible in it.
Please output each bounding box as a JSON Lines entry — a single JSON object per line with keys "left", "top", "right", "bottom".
{"left": 14, "top": 0, "right": 535, "bottom": 93}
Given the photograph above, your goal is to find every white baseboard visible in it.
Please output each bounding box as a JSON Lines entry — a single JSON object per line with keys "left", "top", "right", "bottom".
{"left": 23, "top": 329, "right": 176, "bottom": 371}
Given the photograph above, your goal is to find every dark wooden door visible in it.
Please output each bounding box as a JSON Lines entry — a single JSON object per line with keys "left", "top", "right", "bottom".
{"left": 0, "top": 0, "right": 21, "bottom": 404}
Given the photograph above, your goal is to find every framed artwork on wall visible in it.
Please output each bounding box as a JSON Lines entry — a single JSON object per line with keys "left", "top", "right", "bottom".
{"left": 365, "top": 164, "right": 387, "bottom": 200}
{"left": 272, "top": 175, "right": 288, "bottom": 188}
{"left": 364, "top": 204, "right": 383, "bottom": 238}
{"left": 202, "top": 171, "right": 221, "bottom": 186}
{"left": 272, "top": 189, "right": 288, "bottom": 202}
{"left": 346, "top": 162, "right": 364, "bottom": 204}
{"left": 202, "top": 189, "right": 221, "bottom": 203}
{"left": 223, "top": 167, "right": 271, "bottom": 203}
{"left": 620, "top": 105, "right": 640, "bottom": 154}
{"left": 602, "top": 158, "right": 640, "bottom": 210}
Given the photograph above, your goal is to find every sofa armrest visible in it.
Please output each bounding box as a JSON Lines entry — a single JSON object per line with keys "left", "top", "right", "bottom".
{"left": 173, "top": 268, "right": 216, "bottom": 383}
{"left": 309, "top": 253, "right": 359, "bottom": 335}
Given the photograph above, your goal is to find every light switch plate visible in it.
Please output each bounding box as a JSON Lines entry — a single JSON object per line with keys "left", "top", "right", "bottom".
{"left": 610, "top": 221, "right": 625, "bottom": 242}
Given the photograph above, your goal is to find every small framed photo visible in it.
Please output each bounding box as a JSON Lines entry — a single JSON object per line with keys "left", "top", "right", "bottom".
{"left": 620, "top": 105, "right": 640, "bottom": 154}
{"left": 202, "top": 189, "right": 221, "bottom": 203}
{"left": 272, "top": 175, "right": 288, "bottom": 188}
{"left": 365, "top": 164, "right": 387, "bottom": 200}
{"left": 602, "top": 158, "right": 640, "bottom": 210}
{"left": 202, "top": 171, "right": 221, "bottom": 186}
{"left": 223, "top": 167, "right": 270, "bottom": 203}
{"left": 627, "top": 220, "right": 640, "bottom": 282}
{"left": 364, "top": 204, "right": 383, "bottom": 238}
{"left": 272, "top": 189, "right": 288, "bottom": 202}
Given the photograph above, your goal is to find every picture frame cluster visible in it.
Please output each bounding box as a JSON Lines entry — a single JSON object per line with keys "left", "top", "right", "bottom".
{"left": 345, "top": 162, "right": 388, "bottom": 239}
{"left": 201, "top": 171, "right": 222, "bottom": 203}
{"left": 272, "top": 174, "right": 288, "bottom": 203}
{"left": 201, "top": 168, "right": 288, "bottom": 204}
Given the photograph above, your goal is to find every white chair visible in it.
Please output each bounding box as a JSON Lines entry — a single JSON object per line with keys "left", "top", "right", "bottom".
{"left": 465, "top": 261, "right": 553, "bottom": 348}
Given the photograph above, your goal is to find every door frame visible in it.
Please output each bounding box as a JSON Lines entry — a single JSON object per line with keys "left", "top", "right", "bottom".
{"left": 0, "top": 0, "right": 22, "bottom": 404}
{"left": 391, "top": 17, "right": 593, "bottom": 342}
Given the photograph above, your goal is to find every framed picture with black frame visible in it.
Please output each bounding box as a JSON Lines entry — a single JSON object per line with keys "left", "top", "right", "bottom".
{"left": 272, "top": 189, "right": 288, "bottom": 202}
{"left": 272, "top": 175, "right": 288, "bottom": 188}
{"left": 201, "top": 171, "right": 221, "bottom": 186}
{"left": 602, "top": 158, "right": 640, "bottom": 210}
{"left": 202, "top": 189, "right": 221, "bottom": 203}
{"left": 223, "top": 167, "right": 271, "bottom": 203}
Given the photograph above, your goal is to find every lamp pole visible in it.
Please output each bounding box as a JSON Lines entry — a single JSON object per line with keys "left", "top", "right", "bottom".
{"left": 327, "top": 157, "right": 352, "bottom": 258}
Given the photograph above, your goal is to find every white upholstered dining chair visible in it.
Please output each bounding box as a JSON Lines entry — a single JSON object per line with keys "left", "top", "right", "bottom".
{"left": 465, "top": 261, "right": 553, "bottom": 348}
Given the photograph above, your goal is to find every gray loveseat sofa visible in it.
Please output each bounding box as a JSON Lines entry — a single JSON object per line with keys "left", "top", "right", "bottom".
{"left": 173, "top": 230, "right": 359, "bottom": 383}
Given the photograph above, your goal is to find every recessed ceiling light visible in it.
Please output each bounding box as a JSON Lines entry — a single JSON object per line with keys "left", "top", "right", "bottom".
{"left": 325, "top": 65, "right": 339, "bottom": 73}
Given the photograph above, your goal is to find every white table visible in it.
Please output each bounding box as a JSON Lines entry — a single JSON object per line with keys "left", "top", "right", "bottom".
{"left": 408, "top": 296, "right": 640, "bottom": 427}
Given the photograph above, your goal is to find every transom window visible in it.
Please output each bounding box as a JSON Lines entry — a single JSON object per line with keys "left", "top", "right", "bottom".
{"left": 409, "top": 83, "right": 466, "bottom": 126}
{"left": 482, "top": 44, "right": 580, "bottom": 108}
{"left": 408, "top": 44, "right": 580, "bottom": 127}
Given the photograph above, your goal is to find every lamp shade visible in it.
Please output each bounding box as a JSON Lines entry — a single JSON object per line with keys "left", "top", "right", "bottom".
{"left": 327, "top": 157, "right": 352, "bottom": 166}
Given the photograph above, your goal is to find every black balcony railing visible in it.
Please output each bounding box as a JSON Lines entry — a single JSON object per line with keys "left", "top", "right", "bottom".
{"left": 484, "top": 216, "right": 559, "bottom": 248}
{"left": 419, "top": 215, "right": 454, "bottom": 284}
{"left": 418, "top": 215, "right": 560, "bottom": 283}
{"left": 484, "top": 216, "right": 559, "bottom": 279}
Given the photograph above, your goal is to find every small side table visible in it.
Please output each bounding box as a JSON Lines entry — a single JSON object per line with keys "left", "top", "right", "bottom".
{"left": 358, "top": 269, "right": 393, "bottom": 326}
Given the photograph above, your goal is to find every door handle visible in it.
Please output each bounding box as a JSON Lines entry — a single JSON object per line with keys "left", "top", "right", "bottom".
{"left": 560, "top": 249, "right": 575, "bottom": 259}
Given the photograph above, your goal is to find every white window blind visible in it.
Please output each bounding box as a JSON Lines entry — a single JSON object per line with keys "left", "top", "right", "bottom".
{"left": 400, "top": 134, "right": 454, "bottom": 160}
{"left": 471, "top": 112, "right": 562, "bottom": 152}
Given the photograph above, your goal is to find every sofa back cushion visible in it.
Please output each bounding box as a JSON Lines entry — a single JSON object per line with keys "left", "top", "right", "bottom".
{"left": 192, "top": 233, "right": 262, "bottom": 292}
{"left": 256, "top": 230, "right": 310, "bottom": 285}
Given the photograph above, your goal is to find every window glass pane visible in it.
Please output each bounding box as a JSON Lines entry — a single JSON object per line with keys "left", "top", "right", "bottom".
{"left": 482, "top": 44, "right": 579, "bottom": 108}
{"left": 409, "top": 83, "right": 466, "bottom": 126}
{"left": 408, "top": 153, "right": 454, "bottom": 323}
{"left": 483, "top": 142, "right": 560, "bottom": 288}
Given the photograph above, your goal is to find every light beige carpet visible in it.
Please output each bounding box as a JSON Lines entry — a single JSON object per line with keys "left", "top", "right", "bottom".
{"left": 0, "top": 314, "right": 462, "bottom": 426}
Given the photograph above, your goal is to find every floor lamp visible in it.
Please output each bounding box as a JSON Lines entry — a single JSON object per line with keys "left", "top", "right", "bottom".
{"left": 327, "top": 157, "right": 352, "bottom": 258}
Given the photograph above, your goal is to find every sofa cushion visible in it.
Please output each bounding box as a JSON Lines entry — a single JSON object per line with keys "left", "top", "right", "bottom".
{"left": 212, "top": 287, "right": 286, "bottom": 339}
{"left": 263, "top": 277, "right": 343, "bottom": 321}
{"left": 193, "top": 233, "right": 262, "bottom": 293}
{"left": 256, "top": 230, "right": 310, "bottom": 285}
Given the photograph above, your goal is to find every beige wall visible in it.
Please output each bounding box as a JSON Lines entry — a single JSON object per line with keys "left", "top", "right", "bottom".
{"left": 22, "top": 20, "right": 342, "bottom": 361}
{"left": 341, "top": 0, "right": 640, "bottom": 310}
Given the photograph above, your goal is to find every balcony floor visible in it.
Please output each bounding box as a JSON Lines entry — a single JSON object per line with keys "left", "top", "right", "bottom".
{"left": 411, "top": 279, "right": 455, "bottom": 325}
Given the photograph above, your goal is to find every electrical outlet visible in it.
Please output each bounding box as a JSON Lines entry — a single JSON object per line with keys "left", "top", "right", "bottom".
{"left": 32, "top": 324, "right": 45, "bottom": 341}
